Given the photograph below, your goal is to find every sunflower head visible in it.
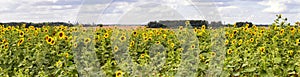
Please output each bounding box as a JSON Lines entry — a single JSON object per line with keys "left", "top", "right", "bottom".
{"left": 201, "top": 25, "right": 206, "bottom": 30}
{"left": 170, "top": 43, "right": 175, "bottom": 48}
{"left": 104, "top": 33, "right": 109, "bottom": 38}
{"left": 229, "top": 34, "right": 234, "bottom": 38}
{"left": 259, "top": 47, "right": 265, "bottom": 53}
{"left": 227, "top": 49, "right": 233, "bottom": 55}
{"left": 280, "top": 29, "right": 285, "bottom": 35}
{"left": 130, "top": 41, "right": 135, "bottom": 47}
{"left": 155, "top": 41, "right": 161, "bottom": 45}
{"left": 17, "top": 38, "right": 25, "bottom": 46}
{"left": 119, "top": 36, "right": 126, "bottom": 42}
{"left": 115, "top": 70, "right": 123, "bottom": 77}
{"left": 140, "top": 54, "right": 145, "bottom": 58}
{"left": 191, "top": 44, "right": 196, "bottom": 49}
{"left": 132, "top": 31, "right": 137, "bottom": 36}
{"left": 4, "top": 43, "right": 9, "bottom": 49}
{"left": 225, "top": 40, "right": 229, "bottom": 45}
{"left": 250, "top": 38, "right": 254, "bottom": 42}
{"left": 288, "top": 50, "right": 294, "bottom": 56}
{"left": 84, "top": 38, "right": 91, "bottom": 45}
{"left": 296, "top": 39, "right": 299, "bottom": 45}
{"left": 57, "top": 31, "right": 65, "bottom": 39}
{"left": 114, "top": 46, "right": 119, "bottom": 51}
{"left": 238, "top": 39, "right": 243, "bottom": 45}
{"left": 233, "top": 30, "right": 238, "bottom": 34}
{"left": 19, "top": 31, "right": 25, "bottom": 37}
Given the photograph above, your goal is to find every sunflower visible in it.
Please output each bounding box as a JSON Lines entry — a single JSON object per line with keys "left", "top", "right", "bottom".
{"left": 55, "top": 60, "right": 62, "bottom": 68}
{"left": 238, "top": 39, "right": 243, "bottom": 45}
{"left": 132, "top": 31, "right": 137, "bottom": 36}
{"left": 179, "top": 26, "right": 183, "bottom": 30}
{"left": 231, "top": 40, "right": 236, "bottom": 45}
{"left": 210, "top": 52, "right": 216, "bottom": 57}
{"left": 140, "top": 54, "right": 145, "bottom": 58}
{"left": 17, "top": 38, "right": 24, "bottom": 46}
{"left": 148, "top": 37, "right": 152, "bottom": 41}
{"left": 19, "top": 31, "right": 24, "bottom": 37}
{"left": 290, "top": 27, "right": 296, "bottom": 33}
{"left": 229, "top": 34, "right": 234, "bottom": 38}
{"left": 259, "top": 47, "right": 265, "bottom": 53}
{"left": 191, "top": 44, "right": 196, "bottom": 49}
{"left": 225, "top": 40, "right": 229, "bottom": 45}
{"left": 73, "top": 43, "right": 78, "bottom": 48}
{"left": 115, "top": 70, "right": 123, "bottom": 77}
{"left": 250, "top": 38, "right": 254, "bottom": 42}
{"left": 185, "top": 20, "right": 190, "bottom": 26}
{"left": 252, "top": 25, "right": 257, "bottom": 29}
{"left": 45, "top": 35, "right": 49, "bottom": 41}
{"left": 84, "top": 38, "right": 91, "bottom": 45}
{"left": 50, "top": 38, "right": 56, "bottom": 45}
{"left": 288, "top": 50, "right": 294, "bottom": 56}
{"left": 280, "top": 29, "right": 285, "bottom": 35}
{"left": 233, "top": 30, "right": 238, "bottom": 35}
{"left": 170, "top": 43, "right": 175, "bottom": 48}
{"left": 44, "top": 29, "right": 48, "bottom": 33}
{"left": 201, "top": 25, "right": 206, "bottom": 30}
{"left": 4, "top": 43, "right": 9, "bottom": 49}
{"left": 65, "top": 53, "right": 69, "bottom": 58}
{"left": 57, "top": 31, "right": 65, "bottom": 39}
{"left": 155, "top": 41, "right": 161, "bottom": 45}
{"left": 114, "top": 46, "right": 119, "bottom": 51}
{"left": 130, "top": 41, "right": 135, "bottom": 47}
{"left": 119, "top": 36, "right": 126, "bottom": 42}
{"left": 227, "top": 49, "right": 233, "bottom": 55}
{"left": 104, "top": 33, "right": 109, "bottom": 38}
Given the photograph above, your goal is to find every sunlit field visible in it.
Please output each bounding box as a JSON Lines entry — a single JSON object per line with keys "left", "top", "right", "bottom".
{"left": 1, "top": 15, "right": 300, "bottom": 77}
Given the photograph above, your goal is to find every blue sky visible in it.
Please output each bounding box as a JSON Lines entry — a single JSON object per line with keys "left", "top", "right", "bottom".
{"left": 0, "top": 0, "right": 300, "bottom": 24}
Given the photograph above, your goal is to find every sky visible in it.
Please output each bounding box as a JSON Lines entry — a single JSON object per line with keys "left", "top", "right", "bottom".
{"left": 0, "top": 0, "right": 300, "bottom": 24}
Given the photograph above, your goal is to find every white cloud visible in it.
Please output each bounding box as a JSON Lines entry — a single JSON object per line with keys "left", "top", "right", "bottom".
{"left": 258, "top": 0, "right": 292, "bottom": 13}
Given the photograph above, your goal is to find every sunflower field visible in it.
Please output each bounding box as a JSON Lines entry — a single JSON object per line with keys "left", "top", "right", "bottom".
{"left": 1, "top": 15, "right": 300, "bottom": 77}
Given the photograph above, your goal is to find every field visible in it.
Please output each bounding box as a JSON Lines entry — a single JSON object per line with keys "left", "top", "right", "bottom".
{"left": 1, "top": 17, "right": 300, "bottom": 77}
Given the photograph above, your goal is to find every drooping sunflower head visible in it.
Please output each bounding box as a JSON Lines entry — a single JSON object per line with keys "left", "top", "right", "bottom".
{"left": 4, "top": 43, "right": 9, "bottom": 49}
{"left": 296, "top": 39, "right": 299, "bottom": 45}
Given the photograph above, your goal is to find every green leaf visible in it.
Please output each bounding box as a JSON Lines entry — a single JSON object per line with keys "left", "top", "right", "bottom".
{"left": 274, "top": 57, "right": 281, "bottom": 63}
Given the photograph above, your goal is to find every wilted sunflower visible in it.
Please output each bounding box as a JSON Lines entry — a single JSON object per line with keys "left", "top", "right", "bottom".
{"left": 17, "top": 38, "right": 24, "bottom": 46}
{"left": 119, "top": 36, "right": 126, "bottom": 42}
{"left": 115, "top": 70, "right": 123, "bottom": 77}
